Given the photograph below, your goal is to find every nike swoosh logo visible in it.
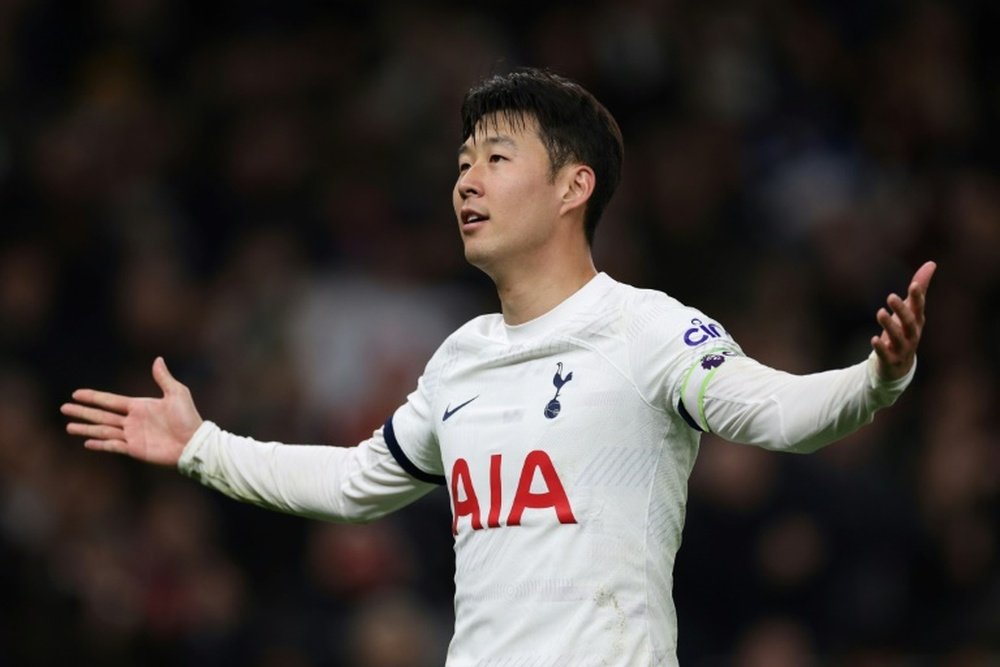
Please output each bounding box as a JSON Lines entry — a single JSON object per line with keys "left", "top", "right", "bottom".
{"left": 443, "top": 395, "right": 479, "bottom": 422}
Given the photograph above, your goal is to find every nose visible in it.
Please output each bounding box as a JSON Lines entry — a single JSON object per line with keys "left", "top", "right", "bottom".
{"left": 456, "top": 165, "right": 482, "bottom": 200}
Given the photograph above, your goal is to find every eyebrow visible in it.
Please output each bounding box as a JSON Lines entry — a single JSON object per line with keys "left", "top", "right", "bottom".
{"left": 457, "top": 135, "right": 518, "bottom": 157}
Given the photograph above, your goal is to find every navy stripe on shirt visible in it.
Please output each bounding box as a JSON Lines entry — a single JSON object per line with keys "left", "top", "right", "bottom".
{"left": 677, "top": 399, "right": 705, "bottom": 432}
{"left": 383, "top": 416, "right": 446, "bottom": 486}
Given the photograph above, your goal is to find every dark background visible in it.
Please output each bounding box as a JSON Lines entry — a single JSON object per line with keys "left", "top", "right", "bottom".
{"left": 1, "top": 0, "right": 997, "bottom": 664}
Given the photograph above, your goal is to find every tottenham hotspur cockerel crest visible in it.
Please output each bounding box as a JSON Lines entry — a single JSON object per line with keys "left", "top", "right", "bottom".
{"left": 544, "top": 362, "right": 574, "bottom": 419}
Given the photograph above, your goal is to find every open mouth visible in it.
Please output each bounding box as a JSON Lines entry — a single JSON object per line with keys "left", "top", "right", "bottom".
{"left": 461, "top": 210, "right": 489, "bottom": 226}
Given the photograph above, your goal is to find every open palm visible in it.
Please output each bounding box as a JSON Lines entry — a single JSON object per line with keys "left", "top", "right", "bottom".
{"left": 871, "top": 261, "right": 936, "bottom": 381}
{"left": 61, "top": 357, "right": 203, "bottom": 467}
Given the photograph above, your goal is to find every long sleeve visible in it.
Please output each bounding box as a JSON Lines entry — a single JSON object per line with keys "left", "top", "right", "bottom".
{"left": 679, "top": 351, "right": 915, "bottom": 453}
{"left": 177, "top": 421, "right": 437, "bottom": 522}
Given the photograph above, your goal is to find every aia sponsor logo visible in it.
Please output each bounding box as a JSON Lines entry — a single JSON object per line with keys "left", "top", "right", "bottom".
{"left": 450, "top": 451, "right": 576, "bottom": 534}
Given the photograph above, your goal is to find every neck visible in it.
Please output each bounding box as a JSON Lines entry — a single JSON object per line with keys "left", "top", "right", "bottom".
{"left": 492, "top": 247, "right": 598, "bottom": 325}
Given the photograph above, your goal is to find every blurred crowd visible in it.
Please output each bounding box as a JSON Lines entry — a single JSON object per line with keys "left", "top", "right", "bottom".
{"left": 1, "top": 0, "right": 997, "bottom": 665}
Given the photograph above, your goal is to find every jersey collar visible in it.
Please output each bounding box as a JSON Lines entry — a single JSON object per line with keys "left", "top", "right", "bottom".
{"left": 502, "top": 272, "right": 615, "bottom": 344}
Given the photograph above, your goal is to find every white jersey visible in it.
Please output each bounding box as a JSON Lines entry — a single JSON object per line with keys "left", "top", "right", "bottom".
{"left": 179, "top": 272, "right": 914, "bottom": 666}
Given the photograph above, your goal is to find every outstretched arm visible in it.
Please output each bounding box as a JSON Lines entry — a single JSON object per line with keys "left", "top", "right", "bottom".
{"left": 62, "top": 359, "right": 436, "bottom": 522}
{"left": 61, "top": 357, "right": 203, "bottom": 466}
{"left": 679, "top": 261, "right": 936, "bottom": 452}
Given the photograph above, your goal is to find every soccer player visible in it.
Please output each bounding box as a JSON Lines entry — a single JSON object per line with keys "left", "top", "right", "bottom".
{"left": 62, "top": 68, "right": 935, "bottom": 666}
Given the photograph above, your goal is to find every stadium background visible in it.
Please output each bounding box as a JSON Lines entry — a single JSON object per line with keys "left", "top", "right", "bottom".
{"left": 1, "top": 0, "right": 997, "bottom": 664}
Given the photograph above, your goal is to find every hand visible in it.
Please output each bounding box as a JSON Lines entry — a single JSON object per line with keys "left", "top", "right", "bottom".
{"left": 871, "top": 261, "right": 936, "bottom": 381}
{"left": 61, "top": 357, "right": 203, "bottom": 467}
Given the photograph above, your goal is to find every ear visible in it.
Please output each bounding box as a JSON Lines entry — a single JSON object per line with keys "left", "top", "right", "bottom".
{"left": 558, "top": 164, "right": 595, "bottom": 218}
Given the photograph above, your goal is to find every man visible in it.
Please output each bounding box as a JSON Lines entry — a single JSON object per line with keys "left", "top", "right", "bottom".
{"left": 62, "top": 68, "right": 935, "bottom": 666}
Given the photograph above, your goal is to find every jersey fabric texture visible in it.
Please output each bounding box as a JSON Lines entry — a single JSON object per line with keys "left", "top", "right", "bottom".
{"left": 179, "top": 272, "right": 914, "bottom": 666}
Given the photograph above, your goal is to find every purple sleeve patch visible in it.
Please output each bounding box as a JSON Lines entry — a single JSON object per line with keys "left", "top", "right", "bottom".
{"left": 700, "top": 354, "right": 726, "bottom": 370}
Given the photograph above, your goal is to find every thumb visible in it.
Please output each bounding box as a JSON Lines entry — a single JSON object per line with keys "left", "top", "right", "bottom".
{"left": 152, "top": 356, "right": 179, "bottom": 395}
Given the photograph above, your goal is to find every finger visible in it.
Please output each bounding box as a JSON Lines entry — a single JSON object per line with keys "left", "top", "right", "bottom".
{"left": 871, "top": 333, "right": 899, "bottom": 369}
{"left": 66, "top": 422, "right": 125, "bottom": 440}
{"left": 84, "top": 439, "right": 129, "bottom": 454}
{"left": 888, "top": 293, "right": 919, "bottom": 339}
{"left": 71, "top": 389, "right": 131, "bottom": 414}
{"left": 907, "top": 277, "right": 927, "bottom": 323}
{"left": 876, "top": 308, "right": 902, "bottom": 348}
{"left": 60, "top": 403, "right": 126, "bottom": 427}
{"left": 871, "top": 334, "right": 887, "bottom": 359}
{"left": 910, "top": 260, "right": 937, "bottom": 293}
{"left": 901, "top": 261, "right": 936, "bottom": 323}
{"left": 152, "top": 356, "right": 180, "bottom": 396}
{"left": 886, "top": 292, "right": 904, "bottom": 316}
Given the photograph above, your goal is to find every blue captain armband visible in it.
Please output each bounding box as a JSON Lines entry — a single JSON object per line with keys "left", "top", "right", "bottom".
{"left": 678, "top": 347, "right": 743, "bottom": 433}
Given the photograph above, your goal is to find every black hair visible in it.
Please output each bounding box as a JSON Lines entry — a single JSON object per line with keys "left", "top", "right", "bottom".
{"left": 460, "top": 68, "right": 624, "bottom": 245}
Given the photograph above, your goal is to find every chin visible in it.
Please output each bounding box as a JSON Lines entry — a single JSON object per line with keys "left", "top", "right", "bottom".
{"left": 463, "top": 247, "right": 489, "bottom": 270}
{"left": 463, "top": 243, "right": 499, "bottom": 277}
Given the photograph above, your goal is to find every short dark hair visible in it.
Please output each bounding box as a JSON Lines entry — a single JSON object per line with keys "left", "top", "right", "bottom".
{"left": 460, "top": 68, "right": 624, "bottom": 245}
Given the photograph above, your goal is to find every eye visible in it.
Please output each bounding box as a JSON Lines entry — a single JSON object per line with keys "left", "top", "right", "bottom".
{"left": 458, "top": 161, "right": 471, "bottom": 173}
{"left": 489, "top": 154, "right": 507, "bottom": 164}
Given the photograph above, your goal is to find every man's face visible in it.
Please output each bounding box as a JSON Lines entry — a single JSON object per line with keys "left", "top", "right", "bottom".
{"left": 453, "top": 114, "right": 566, "bottom": 275}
